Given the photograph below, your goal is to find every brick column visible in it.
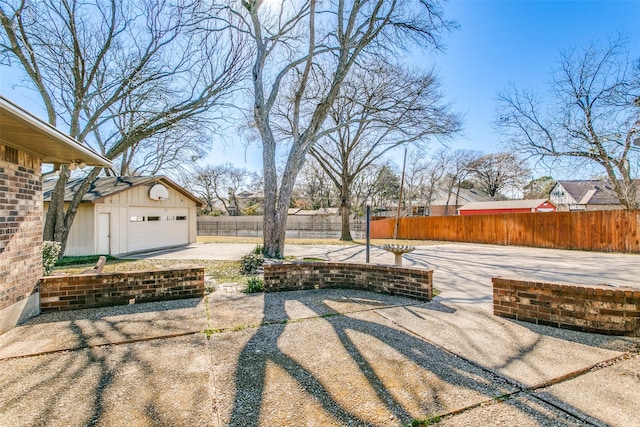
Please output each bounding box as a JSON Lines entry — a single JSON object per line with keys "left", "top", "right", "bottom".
{"left": 0, "top": 144, "right": 43, "bottom": 335}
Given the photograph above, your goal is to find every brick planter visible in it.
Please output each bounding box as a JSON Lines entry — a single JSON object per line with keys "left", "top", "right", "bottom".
{"left": 263, "top": 262, "right": 432, "bottom": 301}
{"left": 39, "top": 267, "right": 205, "bottom": 311}
{"left": 493, "top": 277, "right": 640, "bottom": 336}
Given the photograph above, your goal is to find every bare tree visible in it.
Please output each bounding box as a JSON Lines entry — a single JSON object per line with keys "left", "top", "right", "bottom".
{"left": 467, "top": 152, "right": 531, "bottom": 198}
{"left": 496, "top": 37, "right": 640, "bottom": 208}
{"left": 308, "top": 63, "right": 460, "bottom": 240}
{"left": 0, "top": 0, "right": 246, "bottom": 254}
{"left": 189, "top": 164, "right": 257, "bottom": 215}
{"left": 111, "top": 120, "right": 210, "bottom": 177}
{"left": 227, "top": 0, "right": 454, "bottom": 257}
{"left": 404, "top": 147, "right": 448, "bottom": 215}
{"left": 442, "top": 149, "right": 481, "bottom": 215}
{"left": 293, "top": 158, "right": 338, "bottom": 210}
{"left": 404, "top": 150, "right": 429, "bottom": 215}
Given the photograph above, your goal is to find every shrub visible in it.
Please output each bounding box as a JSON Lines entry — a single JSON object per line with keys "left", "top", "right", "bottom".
{"left": 245, "top": 277, "right": 264, "bottom": 293}
{"left": 240, "top": 246, "right": 264, "bottom": 275}
{"left": 42, "top": 241, "right": 62, "bottom": 276}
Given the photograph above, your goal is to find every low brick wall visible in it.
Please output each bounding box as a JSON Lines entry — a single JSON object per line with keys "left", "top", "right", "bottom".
{"left": 493, "top": 277, "right": 640, "bottom": 336}
{"left": 39, "top": 267, "right": 205, "bottom": 311}
{"left": 263, "top": 262, "right": 432, "bottom": 301}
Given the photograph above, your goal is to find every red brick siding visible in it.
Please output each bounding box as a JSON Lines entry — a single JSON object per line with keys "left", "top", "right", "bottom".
{"left": 0, "top": 145, "right": 42, "bottom": 312}
{"left": 39, "top": 267, "right": 205, "bottom": 311}
{"left": 493, "top": 277, "right": 640, "bottom": 337}
{"left": 264, "top": 262, "right": 433, "bottom": 301}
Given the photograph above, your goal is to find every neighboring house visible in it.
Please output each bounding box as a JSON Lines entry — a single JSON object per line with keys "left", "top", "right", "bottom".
{"left": 458, "top": 199, "right": 556, "bottom": 216}
{"left": 426, "top": 188, "right": 496, "bottom": 216}
{"left": 550, "top": 180, "right": 632, "bottom": 211}
{"left": 373, "top": 188, "right": 494, "bottom": 218}
{"left": 0, "top": 96, "right": 111, "bottom": 334}
{"left": 43, "top": 176, "right": 203, "bottom": 256}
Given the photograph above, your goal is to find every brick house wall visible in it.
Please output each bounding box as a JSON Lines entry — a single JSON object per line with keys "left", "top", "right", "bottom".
{"left": 264, "top": 262, "right": 433, "bottom": 301}
{"left": 39, "top": 267, "right": 205, "bottom": 311}
{"left": 0, "top": 144, "right": 43, "bottom": 334}
{"left": 493, "top": 277, "right": 640, "bottom": 337}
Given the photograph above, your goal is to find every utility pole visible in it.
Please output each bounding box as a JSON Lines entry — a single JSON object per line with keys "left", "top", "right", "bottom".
{"left": 393, "top": 148, "right": 408, "bottom": 240}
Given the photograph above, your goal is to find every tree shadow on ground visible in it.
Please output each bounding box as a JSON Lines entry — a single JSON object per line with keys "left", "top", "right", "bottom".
{"left": 0, "top": 298, "right": 205, "bottom": 360}
{"left": 223, "top": 290, "right": 609, "bottom": 426}
{"left": 0, "top": 306, "right": 211, "bottom": 426}
{"left": 507, "top": 317, "right": 640, "bottom": 353}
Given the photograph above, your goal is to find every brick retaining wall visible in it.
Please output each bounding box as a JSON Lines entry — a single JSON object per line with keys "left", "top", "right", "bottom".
{"left": 493, "top": 277, "right": 640, "bottom": 336}
{"left": 264, "top": 262, "right": 432, "bottom": 301}
{"left": 39, "top": 267, "right": 205, "bottom": 311}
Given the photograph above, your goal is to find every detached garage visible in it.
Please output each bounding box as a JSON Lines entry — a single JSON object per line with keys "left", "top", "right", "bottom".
{"left": 44, "top": 176, "right": 203, "bottom": 256}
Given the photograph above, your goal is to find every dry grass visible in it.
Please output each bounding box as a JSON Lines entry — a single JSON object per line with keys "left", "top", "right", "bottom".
{"left": 53, "top": 259, "right": 245, "bottom": 283}
{"left": 196, "top": 235, "right": 446, "bottom": 247}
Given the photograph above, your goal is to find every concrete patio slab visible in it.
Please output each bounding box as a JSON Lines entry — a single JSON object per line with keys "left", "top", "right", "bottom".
{"left": 207, "top": 288, "right": 419, "bottom": 330}
{"left": 537, "top": 355, "right": 640, "bottom": 427}
{"left": 436, "top": 394, "right": 585, "bottom": 426}
{"left": 209, "top": 311, "right": 515, "bottom": 426}
{"left": 376, "top": 302, "right": 624, "bottom": 388}
{"left": 2, "top": 238, "right": 640, "bottom": 427}
{"left": 0, "top": 298, "right": 205, "bottom": 360}
{"left": 0, "top": 334, "right": 215, "bottom": 427}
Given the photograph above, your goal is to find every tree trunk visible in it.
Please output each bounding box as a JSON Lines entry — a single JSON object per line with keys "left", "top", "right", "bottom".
{"left": 58, "top": 168, "right": 101, "bottom": 256}
{"left": 261, "top": 133, "right": 282, "bottom": 257}
{"left": 339, "top": 183, "right": 352, "bottom": 241}
{"left": 43, "top": 167, "right": 70, "bottom": 242}
{"left": 263, "top": 168, "right": 299, "bottom": 258}
{"left": 43, "top": 167, "right": 102, "bottom": 258}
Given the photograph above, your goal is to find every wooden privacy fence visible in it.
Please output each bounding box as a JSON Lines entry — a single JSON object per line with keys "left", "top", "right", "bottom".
{"left": 371, "top": 210, "right": 640, "bottom": 253}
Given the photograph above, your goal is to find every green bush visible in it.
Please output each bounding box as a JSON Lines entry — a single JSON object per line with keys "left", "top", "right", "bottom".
{"left": 245, "top": 277, "right": 264, "bottom": 293}
{"left": 239, "top": 246, "right": 264, "bottom": 275}
{"left": 42, "top": 241, "right": 62, "bottom": 276}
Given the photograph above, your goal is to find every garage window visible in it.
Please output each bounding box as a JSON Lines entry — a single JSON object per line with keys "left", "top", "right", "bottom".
{"left": 130, "top": 216, "right": 145, "bottom": 222}
{"left": 147, "top": 216, "right": 161, "bottom": 221}
{"left": 176, "top": 216, "right": 186, "bottom": 221}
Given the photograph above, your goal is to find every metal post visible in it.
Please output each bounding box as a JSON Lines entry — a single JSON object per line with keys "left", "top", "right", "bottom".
{"left": 366, "top": 205, "right": 370, "bottom": 263}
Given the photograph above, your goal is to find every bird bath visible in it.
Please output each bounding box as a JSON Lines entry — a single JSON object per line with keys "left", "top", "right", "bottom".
{"left": 382, "top": 244, "right": 415, "bottom": 266}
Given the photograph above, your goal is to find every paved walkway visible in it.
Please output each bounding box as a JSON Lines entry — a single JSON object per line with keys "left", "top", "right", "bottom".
{"left": 1, "top": 243, "right": 639, "bottom": 426}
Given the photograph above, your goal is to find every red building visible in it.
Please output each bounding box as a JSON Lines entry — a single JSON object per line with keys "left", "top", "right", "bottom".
{"left": 458, "top": 199, "right": 556, "bottom": 216}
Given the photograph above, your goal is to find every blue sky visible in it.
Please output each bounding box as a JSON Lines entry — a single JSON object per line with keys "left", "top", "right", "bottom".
{"left": 2, "top": 0, "right": 639, "bottom": 178}
{"left": 431, "top": 0, "right": 640, "bottom": 177}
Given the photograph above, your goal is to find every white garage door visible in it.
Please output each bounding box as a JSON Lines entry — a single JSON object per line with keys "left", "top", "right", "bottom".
{"left": 128, "top": 207, "right": 189, "bottom": 253}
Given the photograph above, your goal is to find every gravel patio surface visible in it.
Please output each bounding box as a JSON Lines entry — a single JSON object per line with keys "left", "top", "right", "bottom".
{"left": 1, "top": 285, "right": 639, "bottom": 426}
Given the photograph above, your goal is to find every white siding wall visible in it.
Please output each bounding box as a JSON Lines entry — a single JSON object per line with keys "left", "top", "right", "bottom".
{"left": 46, "top": 180, "right": 199, "bottom": 256}
{"left": 549, "top": 184, "right": 577, "bottom": 208}
{"left": 99, "top": 182, "right": 198, "bottom": 255}
{"left": 44, "top": 203, "right": 96, "bottom": 256}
